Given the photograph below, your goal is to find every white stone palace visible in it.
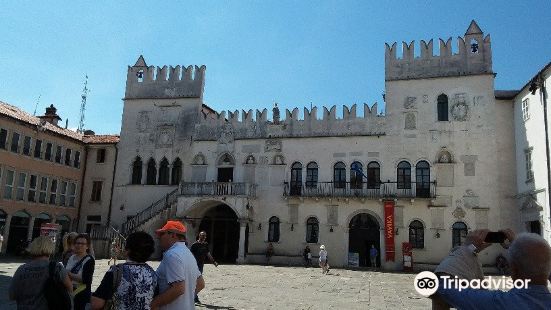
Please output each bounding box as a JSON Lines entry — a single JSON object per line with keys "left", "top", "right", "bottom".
{"left": 82, "top": 20, "right": 549, "bottom": 270}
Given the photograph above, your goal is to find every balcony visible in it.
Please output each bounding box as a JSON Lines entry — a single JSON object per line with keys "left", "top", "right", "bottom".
{"left": 283, "top": 181, "right": 436, "bottom": 199}
{"left": 180, "top": 182, "right": 257, "bottom": 198}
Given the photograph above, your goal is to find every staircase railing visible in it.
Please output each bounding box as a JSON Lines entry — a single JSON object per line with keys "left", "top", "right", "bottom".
{"left": 121, "top": 188, "right": 179, "bottom": 235}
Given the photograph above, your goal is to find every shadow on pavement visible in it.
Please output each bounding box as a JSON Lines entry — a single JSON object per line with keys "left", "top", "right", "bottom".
{"left": 197, "top": 303, "right": 237, "bottom": 310}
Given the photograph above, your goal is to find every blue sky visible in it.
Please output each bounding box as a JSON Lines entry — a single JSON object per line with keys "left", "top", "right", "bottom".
{"left": 0, "top": 1, "right": 549, "bottom": 134}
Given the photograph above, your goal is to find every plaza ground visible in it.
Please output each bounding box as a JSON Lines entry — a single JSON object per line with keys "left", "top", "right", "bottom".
{"left": 0, "top": 258, "right": 430, "bottom": 309}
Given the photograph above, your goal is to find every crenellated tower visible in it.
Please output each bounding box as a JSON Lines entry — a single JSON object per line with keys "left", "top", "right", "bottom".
{"left": 385, "top": 20, "right": 492, "bottom": 81}
{"left": 125, "top": 55, "right": 206, "bottom": 99}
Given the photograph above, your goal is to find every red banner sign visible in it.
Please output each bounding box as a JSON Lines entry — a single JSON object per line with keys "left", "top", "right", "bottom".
{"left": 384, "top": 200, "right": 395, "bottom": 261}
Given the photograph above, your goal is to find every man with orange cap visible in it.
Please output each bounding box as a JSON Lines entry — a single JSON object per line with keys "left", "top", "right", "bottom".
{"left": 151, "top": 220, "right": 205, "bottom": 310}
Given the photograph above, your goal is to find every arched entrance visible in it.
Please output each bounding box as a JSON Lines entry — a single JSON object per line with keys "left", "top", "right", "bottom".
{"left": 7, "top": 210, "right": 30, "bottom": 254}
{"left": 198, "top": 204, "right": 239, "bottom": 263}
{"left": 32, "top": 213, "right": 51, "bottom": 239}
{"left": 349, "top": 213, "right": 380, "bottom": 267}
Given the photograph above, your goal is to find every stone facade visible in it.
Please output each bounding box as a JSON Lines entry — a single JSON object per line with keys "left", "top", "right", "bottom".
{"left": 105, "top": 21, "right": 546, "bottom": 270}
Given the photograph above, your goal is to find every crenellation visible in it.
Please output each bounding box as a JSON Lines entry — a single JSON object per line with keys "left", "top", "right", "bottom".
{"left": 194, "top": 102, "right": 384, "bottom": 140}
{"left": 385, "top": 21, "right": 492, "bottom": 81}
{"left": 125, "top": 56, "right": 205, "bottom": 99}
{"left": 420, "top": 39, "right": 433, "bottom": 58}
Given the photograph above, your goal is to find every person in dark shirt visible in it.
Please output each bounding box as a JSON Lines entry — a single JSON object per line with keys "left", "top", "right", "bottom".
{"left": 190, "top": 231, "right": 217, "bottom": 304}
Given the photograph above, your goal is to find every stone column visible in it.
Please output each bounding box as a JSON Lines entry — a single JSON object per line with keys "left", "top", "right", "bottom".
{"left": 237, "top": 220, "right": 247, "bottom": 264}
{"left": 343, "top": 227, "right": 349, "bottom": 267}
{"left": 27, "top": 216, "right": 36, "bottom": 241}
{"left": 1, "top": 214, "right": 13, "bottom": 254}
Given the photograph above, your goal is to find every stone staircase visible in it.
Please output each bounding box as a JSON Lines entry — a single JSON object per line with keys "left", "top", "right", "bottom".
{"left": 90, "top": 188, "right": 179, "bottom": 258}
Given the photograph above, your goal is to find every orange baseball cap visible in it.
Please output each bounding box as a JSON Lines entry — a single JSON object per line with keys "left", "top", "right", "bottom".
{"left": 156, "top": 220, "right": 186, "bottom": 236}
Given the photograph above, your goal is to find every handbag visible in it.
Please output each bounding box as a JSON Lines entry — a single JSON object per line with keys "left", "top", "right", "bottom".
{"left": 102, "top": 264, "right": 123, "bottom": 310}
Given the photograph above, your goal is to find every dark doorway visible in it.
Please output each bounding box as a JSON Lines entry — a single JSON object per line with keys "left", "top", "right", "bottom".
{"left": 217, "top": 168, "right": 233, "bottom": 182}
{"left": 32, "top": 214, "right": 51, "bottom": 239}
{"left": 349, "top": 213, "right": 380, "bottom": 267}
{"left": 198, "top": 204, "right": 239, "bottom": 263}
{"left": 7, "top": 213, "right": 30, "bottom": 253}
{"left": 529, "top": 221, "right": 542, "bottom": 235}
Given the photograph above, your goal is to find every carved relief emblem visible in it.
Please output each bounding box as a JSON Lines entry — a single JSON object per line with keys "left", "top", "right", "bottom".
{"left": 192, "top": 153, "right": 206, "bottom": 165}
{"left": 156, "top": 126, "right": 174, "bottom": 147}
{"left": 137, "top": 111, "right": 150, "bottom": 132}
{"left": 404, "top": 97, "right": 417, "bottom": 109}
{"left": 218, "top": 123, "right": 234, "bottom": 145}
{"left": 423, "top": 95, "right": 429, "bottom": 103}
{"left": 405, "top": 113, "right": 416, "bottom": 130}
{"left": 451, "top": 102, "right": 469, "bottom": 121}
{"left": 265, "top": 139, "right": 282, "bottom": 152}
{"left": 452, "top": 207, "right": 466, "bottom": 219}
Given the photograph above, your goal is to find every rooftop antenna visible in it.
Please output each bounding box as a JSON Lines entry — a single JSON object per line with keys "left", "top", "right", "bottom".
{"left": 78, "top": 75, "right": 90, "bottom": 133}
{"left": 32, "top": 94, "right": 41, "bottom": 116}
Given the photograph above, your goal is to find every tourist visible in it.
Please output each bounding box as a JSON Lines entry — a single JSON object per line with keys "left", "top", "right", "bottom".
{"left": 61, "top": 231, "right": 78, "bottom": 266}
{"left": 319, "top": 245, "right": 329, "bottom": 274}
{"left": 91, "top": 231, "right": 158, "bottom": 310}
{"left": 369, "top": 245, "right": 378, "bottom": 269}
{"left": 66, "top": 233, "right": 96, "bottom": 310}
{"left": 303, "top": 245, "right": 312, "bottom": 267}
{"left": 431, "top": 229, "right": 551, "bottom": 309}
{"left": 266, "top": 242, "right": 274, "bottom": 264}
{"left": 9, "top": 236, "right": 73, "bottom": 309}
{"left": 151, "top": 220, "right": 205, "bottom": 310}
{"left": 190, "top": 231, "right": 218, "bottom": 303}
{"left": 107, "top": 237, "right": 121, "bottom": 266}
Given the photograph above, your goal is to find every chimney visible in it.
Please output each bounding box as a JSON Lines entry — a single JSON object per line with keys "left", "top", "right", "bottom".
{"left": 38, "top": 104, "right": 62, "bottom": 126}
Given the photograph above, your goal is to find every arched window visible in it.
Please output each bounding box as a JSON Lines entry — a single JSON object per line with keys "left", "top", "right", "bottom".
{"left": 409, "top": 220, "right": 424, "bottom": 249}
{"left": 268, "top": 216, "right": 280, "bottom": 242}
{"left": 171, "top": 158, "right": 182, "bottom": 185}
{"left": 146, "top": 158, "right": 157, "bottom": 185}
{"left": 306, "top": 162, "right": 318, "bottom": 188}
{"left": 306, "top": 217, "right": 319, "bottom": 243}
{"left": 158, "top": 158, "right": 170, "bottom": 185}
{"left": 131, "top": 157, "right": 142, "bottom": 185}
{"left": 367, "top": 162, "right": 381, "bottom": 189}
{"left": 350, "top": 162, "right": 363, "bottom": 189}
{"left": 334, "top": 162, "right": 346, "bottom": 189}
{"left": 437, "top": 94, "right": 449, "bottom": 121}
{"left": 415, "top": 161, "right": 431, "bottom": 198}
{"left": 290, "top": 162, "right": 302, "bottom": 196}
{"left": 397, "top": 161, "right": 411, "bottom": 189}
{"left": 452, "top": 222, "right": 468, "bottom": 247}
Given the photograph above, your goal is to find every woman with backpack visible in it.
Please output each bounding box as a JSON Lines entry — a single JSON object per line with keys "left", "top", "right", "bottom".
{"left": 66, "top": 233, "right": 95, "bottom": 310}
{"left": 91, "top": 231, "right": 158, "bottom": 310}
{"left": 9, "top": 236, "right": 73, "bottom": 309}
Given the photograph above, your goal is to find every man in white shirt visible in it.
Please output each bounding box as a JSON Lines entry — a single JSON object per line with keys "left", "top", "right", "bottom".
{"left": 151, "top": 220, "right": 205, "bottom": 310}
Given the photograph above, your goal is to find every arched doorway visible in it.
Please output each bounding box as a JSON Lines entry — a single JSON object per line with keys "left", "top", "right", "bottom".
{"left": 32, "top": 213, "right": 51, "bottom": 239}
{"left": 349, "top": 213, "right": 380, "bottom": 267}
{"left": 7, "top": 210, "right": 30, "bottom": 253}
{"left": 198, "top": 204, "right": 239, "bottom": 263}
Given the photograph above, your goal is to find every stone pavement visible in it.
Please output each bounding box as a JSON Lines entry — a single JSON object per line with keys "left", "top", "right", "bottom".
{"left": 0, "top": 258, "right": 430, "bottom": 309}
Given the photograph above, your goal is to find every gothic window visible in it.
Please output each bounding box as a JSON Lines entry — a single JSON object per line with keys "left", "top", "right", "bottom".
{"left": 367, "top": 162, "right": 381, "bottom": 189}
{"left": 146, "top": 158, "right": 157, "bottom": 185}
{"left": 409, "top": 220, "right": 424, "bottom": 249}
{"left": 350, "top": 162, "right": 363, "bottom": 189}
{"left": 131, "top": 157, "right": 142, "bottom": 185}
{"left": 290, "top": 162, "right": 302, "bottom": 196}
{"left": 171, "top": 158, "right": 182, "bottom": 185}
{"left": 452, "top": 222, "right": 468, "bottom": 247}
{"left": 306, "top": 217, "right": 319, "bottom": 243}
{"left": 268, "top": 216, "right": 280, "bottom": 242}
{"left": 415, "top": 161, "right": 430, "bottom": 198}
{"left": 158, "top": 158, "right": 170, "bottom": 185}
{"left": 306, "top": 162, "right": 318, "bottom": 188}
{"left": 334, "top": 162, "right": 346, "bottom": 189}
{"left": 397, "top": 161, "right": 411, "bottom": 189}
{"left": 437, "top": 94, "right": 449, "bottom": 121}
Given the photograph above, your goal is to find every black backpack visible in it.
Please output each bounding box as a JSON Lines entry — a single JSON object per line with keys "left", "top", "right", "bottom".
{"left": 44, "top": 261, "right": 72, "bottom": 310}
